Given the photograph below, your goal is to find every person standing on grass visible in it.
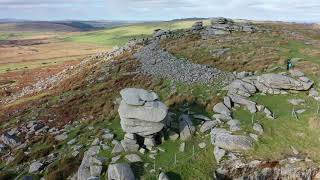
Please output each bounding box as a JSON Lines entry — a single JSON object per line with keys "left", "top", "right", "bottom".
{"left": 287, "top": 58, "right": 294, "bottom": 70}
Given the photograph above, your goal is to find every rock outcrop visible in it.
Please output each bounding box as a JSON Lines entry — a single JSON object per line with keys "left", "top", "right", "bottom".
{"left": 216, "top": 159, "right": 320, "bottom": 180}
{"left": 211, "top": 128, "right": 253, "bottom": 151}
{"left": 118, "top": 88, "right": 168, "bottom": 151}
{"left": 119, "top": 88, "right": 168, "bottom": 136}
{"left": 256, "top": 73, "right": 313, "bottom": 92}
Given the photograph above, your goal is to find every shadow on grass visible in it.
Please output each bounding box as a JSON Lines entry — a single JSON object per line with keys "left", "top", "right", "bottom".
{"left": 131, "top": 162, "right": 145, "bottom": 179}
{"left": 166, "top": 171, "right": 182, "bottom": 180}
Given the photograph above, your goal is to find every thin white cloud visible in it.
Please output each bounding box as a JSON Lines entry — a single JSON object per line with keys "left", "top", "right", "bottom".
{"left": 0, "top": 0, "right": 319, "bottom": 22}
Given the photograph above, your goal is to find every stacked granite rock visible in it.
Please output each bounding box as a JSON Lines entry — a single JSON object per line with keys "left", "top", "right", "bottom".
{"left": 118, "top": 88, "right": 168, "bottom": 151}
{"left": 191, "top": 21, "right": 204, "bottom": 31}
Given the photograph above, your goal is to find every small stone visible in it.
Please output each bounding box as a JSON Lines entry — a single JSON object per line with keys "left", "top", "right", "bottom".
{"left": 102, "top": 133, "right": 114, "bottom": 141}
{"left": 67, "top": 138, "right": 77, "bottom": 145}
{"left": 179, "top": 142, "right": 185, "bottom": 152}
{"left": 227, "top": 119, "right": 241, "bottom": 132}
{"left": 55, "top": 133, "right": 68, "bottom": 141}
{"left": 288, "top": 99, "right": 305, "bottom": 106}
{"left": 111, "top": 155, "right": 121, "bottom": 163}
{"left": 125, "top": 154, "right": 142, "bottom": 162}
{"left": 168, "top": 131, "right": 179, "bottom": 141}
{"left": 139, "top": 148, "right": 146, "bottom": 154}
{"left": 112, "top": 142, "right": 124, "bottom": 154}
{"left": 87, "top": 177, "right": 99, "bottom": 180}
{"left": 149, "top": 154, "right": 156, "bottom": 159}
{"left": 102, "top": 144, "right": 110, "bottom": 150}
{"left": 200, "top": 120, "right": 219, "bottom": 133}
{"left": 198, "top": 142, "right": 206, "bottom": 149}
{"left": 249, "top": 133, "right": 259, "bottom": 141}
{"left": 213, "top": 102, "right": 231, "bottom": 116}
{"left": 291, "top": 146, "right": 299, "bottom": 155}
{"left": 296, "top": 109, "right": 306, "bottom": 114}
{"left": 193, "top": 114, "right": 211, "bottom": 121}
{"left": 253, "top": 123, "right": 264, "bottom": 135}
{"left": 72, "top": 150, "right": 80, "bottom": 157}
{"left": 29, "top": 161, "right": 43, "bottom": 173}
{"left": 157, "top": 147, "right": 165, "bottom": 152}
{"left": 224, "top": 96, "right": 232, "bottom": 109}
{"left": 91, "top": 138, "right": 100, "bottom": 146}
{"left": 158, "top": 172, "right": 170, "bottom": 180}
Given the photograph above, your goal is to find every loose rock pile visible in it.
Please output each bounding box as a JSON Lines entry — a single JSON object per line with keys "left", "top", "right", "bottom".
{"left": 134, "top": 41, "right": 234, "bottom": 85}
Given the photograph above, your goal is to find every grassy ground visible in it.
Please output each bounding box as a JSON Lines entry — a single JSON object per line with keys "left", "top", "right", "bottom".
{"left": 66, "top": 20, "right": 210, "bottom": 48}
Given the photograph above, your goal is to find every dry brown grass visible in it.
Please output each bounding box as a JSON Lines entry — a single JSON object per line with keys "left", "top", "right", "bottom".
{"left": 161, "top": 32, "right": 285, "bottom": 72}
{"left": 0, "top": 40, "right": 107, "bottom": 65}
{"left": 308, "top": 116, "right": 320, "bottom": 129}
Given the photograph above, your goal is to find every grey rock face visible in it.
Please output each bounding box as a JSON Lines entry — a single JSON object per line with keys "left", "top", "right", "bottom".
{"left": 119, "top": 100, "right": 168, "bottom": 123}
{"left": 289, "top": 69, "right": 304, "bottom": 77}
{"left": 120, "top": 117, "right": 165, "bottom": 137}
{"left": 120, "top": 88, "right": 159, "bottom": 106}
{"left": 107, "top": 163, "right": 135, "bottom": 180}
{"left": 228, "top": 94, "right": 257, "bottom": 113}
{"left": 77, "top": 146, "right": 101, "bottom": 180}
{"left": 257, "top": 74, "right": 313, "bottom": 91}
{"left": 0, "top": 132, "right": 21, "bottom": 148}
{"left": 213, "top": 103, "right": 231, "bottom": 116}
{"left": 228, "top": 80, "right": 256, "bottom": 97}
{"left": 29, "top": 161, "right": 43, "bottom": 173}
{"left": 211, "top": 129, "right": 253, "bottom": 151}
{"left": 179, "top": 114, "right": 195, "bottom": 141}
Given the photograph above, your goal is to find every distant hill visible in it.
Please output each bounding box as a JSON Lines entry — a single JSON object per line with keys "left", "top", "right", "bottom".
{"left": 0, "top": 20, "right": 138, "bottom": 32}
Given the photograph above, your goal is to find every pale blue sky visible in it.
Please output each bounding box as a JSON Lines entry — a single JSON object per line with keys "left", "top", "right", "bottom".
{"left": 0, "top": 0, "right": 319, "bottom": 22}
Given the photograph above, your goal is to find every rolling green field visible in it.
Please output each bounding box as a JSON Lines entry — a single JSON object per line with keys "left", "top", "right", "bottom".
{"left": 65, "top": 20, "right": 210, "bottom": 47}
